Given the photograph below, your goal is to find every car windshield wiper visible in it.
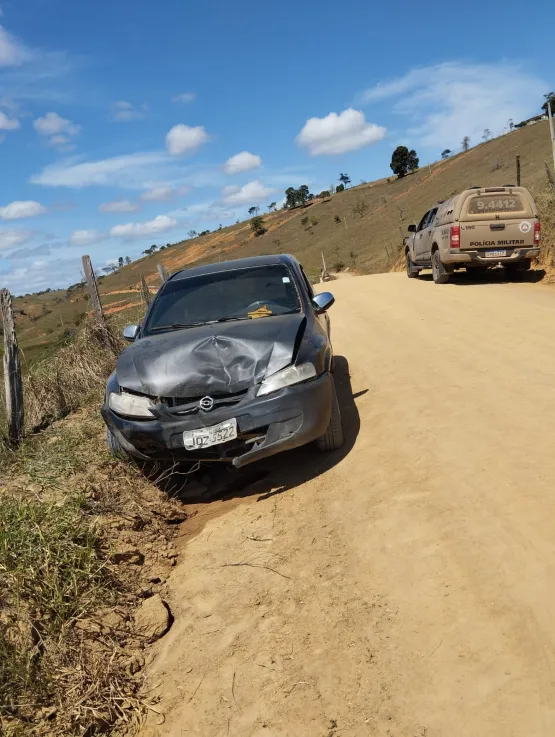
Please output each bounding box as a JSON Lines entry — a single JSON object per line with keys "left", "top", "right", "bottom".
{"left": 150, "top": 322, "right": 205, "bottom": 331}
{"left": 211, "top": 316, "right": 252, "bottom": 323}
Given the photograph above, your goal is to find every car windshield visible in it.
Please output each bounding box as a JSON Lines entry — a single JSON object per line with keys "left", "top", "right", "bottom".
{"left": 143, "top": 264, "right": 301, "bottom": 334}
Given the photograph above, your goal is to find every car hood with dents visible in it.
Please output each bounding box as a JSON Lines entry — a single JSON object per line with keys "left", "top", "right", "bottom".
{"left": 116, "top": 313, "right": 306, "bottom": 398}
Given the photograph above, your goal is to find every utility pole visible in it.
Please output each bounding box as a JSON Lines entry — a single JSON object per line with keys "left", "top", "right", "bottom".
{"left": 548, "top": 100, "right": 555, "bottom": 179}
{"left": 0, "top": 289, "right": 24, "bottom": 446}
{"left": 81, "top": 255, "right": 103, "bottom": 319}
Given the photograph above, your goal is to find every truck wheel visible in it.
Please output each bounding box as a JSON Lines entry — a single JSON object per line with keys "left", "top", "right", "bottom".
{"left": 316, "top": 378, "right": 344, "bottom": 452}
{"left": 432, "top": 249, "right": 450, "bottom": 284}
{"left": 106, "top": 427, "right": 130, "bottom": 460}
{"left": 406, "top": 252, "right": 419, "bottom": 279}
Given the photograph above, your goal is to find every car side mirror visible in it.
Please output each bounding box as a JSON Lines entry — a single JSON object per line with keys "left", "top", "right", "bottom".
{"left": 408, "top": 224, "right": 417, "bottom": 233}
{"left": 123, "top": 324, "right": 139, "bottom": 342}
{"left": 312, "top": 292, "right": 335, "bottom": 313}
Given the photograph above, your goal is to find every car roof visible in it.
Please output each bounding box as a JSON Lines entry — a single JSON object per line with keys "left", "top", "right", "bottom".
{"left": 170, "top": 253, "right": 298, "bottom": 281}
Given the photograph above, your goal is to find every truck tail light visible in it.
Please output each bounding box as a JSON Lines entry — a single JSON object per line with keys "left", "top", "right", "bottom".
{"left": 534, "top": 221, "right": 541, "bottom": 244}
{"left": 450, "top": 225, "right": 460, "bottom": 249}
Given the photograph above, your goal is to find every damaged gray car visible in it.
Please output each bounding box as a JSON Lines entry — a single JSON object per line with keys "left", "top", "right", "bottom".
{"left": 101, "top": 254, "right": 343, "bottom": 468}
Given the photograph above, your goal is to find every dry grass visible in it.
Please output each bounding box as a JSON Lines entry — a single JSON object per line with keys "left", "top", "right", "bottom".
{"left": 535, "top": 186, "right": 555, "bottom": 273}
{"left": 0, "top": 406, "right": 184, "bottom": 736}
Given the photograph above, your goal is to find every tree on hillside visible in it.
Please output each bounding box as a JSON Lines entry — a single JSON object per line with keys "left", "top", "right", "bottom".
{"left": 118, "top": 256, "right": 124, "bottom": 268}
{"left": 508, "top": 118, "right": 514, "bottom": 131}
{"left": 352, "top": 200, "right": 368, "bottom": 219}
{"left": 268, "top": 201, "right": 277, "bottom": 212}
{"left": 297, "top": 184, "right": 310, "bottom": 206}
{"left": 248, "top": 206, "right": 257, "bottom": 216}
{"left": 319, "top": 190, "right": 331, "bottom": 198}
{"left": 285, "top": 187, "right": 297, "bottom": 209}
{"left": 339, "top": 173, "right": 351, "bottom": 188}
{"left": 542, "top": 92, "right": 555, "bottom": 116}
{"left": 390, "top": 146, "right": 419, "bottom": 178}
{"left": 188, "top": 230, "right": 198, "bottom": 238}
{"left": 482, "top": 129, "right": 492, "bottom": 142}
{"left": 125, "top": 256, "right": 132, "bottom": 265}
{"left": 441, "top": 149, "right": 451, "bottom": 160}
{"left": 461, "top": 136, "right": 470, "bottom": 152}
{"left": 336, "top": 183, "right": 345, "bottom": 193}
{"left": 250, "top": 215, "right": 267, "bottom": 237}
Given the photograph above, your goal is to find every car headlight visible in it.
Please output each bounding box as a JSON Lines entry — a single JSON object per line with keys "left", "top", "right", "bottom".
{"left": 257, "top": 362, "right": 317, "bottom": 397}
{"left": 109, "top": 391, "right": 155, "bottom": 418}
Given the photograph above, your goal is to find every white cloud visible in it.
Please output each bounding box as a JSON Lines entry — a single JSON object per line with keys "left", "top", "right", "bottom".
{"left": 0, "top": 110, "right": 19, "bottom": 130}
{"left": 296, "top": 108, "right": 386, "bottom": 155}
{"left": 0, "top": 229, "right": 33, "bottom": 251}
{"left": 110, "top": 214, "right": 178, "bottom": 240}
{"left": 221, "top": 180, "right": 276, "bottom": 206}
{"left": 140, "top": 185, "right": 175, "bottom": 202}
{"left": 33, "top": 111, "right": 81, "bottom": 149}
{"left": 69, "top": 229, "right": 105, "bottom": 247}
{"left": 166, "top": 123, "right": 209, "bottom": 156}
{"left": 31, "top": 152, "right": 223, "bottom": 191}
{"left": 224, "top": 151, "right": 262, "bottom": 175}
{"left": 172, "top": 92, "right": 195, "bottom": 104}
{"left": 98, "top": 199, "right": 140, "bottom": 213}
{"left": 0, "top": 200, "right": 47, "bottom": 220}
{"left": 112, "top": 100, "right": 148, "bottom": 122}
{"left": 0, "top": 23, "right": 31, "bottom": 66}
{"left": 360, "top": 62, "right": 547, "bottom": 149}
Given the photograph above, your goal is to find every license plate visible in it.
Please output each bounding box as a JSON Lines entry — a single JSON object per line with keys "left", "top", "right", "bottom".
{"left": 484, "top": 250, "right": 506, "bottom": 258}
{"left": 183, "top": 418, "right": 237, "bottom": 450}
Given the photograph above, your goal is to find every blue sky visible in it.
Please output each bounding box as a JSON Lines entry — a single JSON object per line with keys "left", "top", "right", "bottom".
{"left": 0, "top": 0, "right": 553, "bottom": 294}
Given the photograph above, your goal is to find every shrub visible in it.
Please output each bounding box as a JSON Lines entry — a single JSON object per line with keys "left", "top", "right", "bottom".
{"left": 301, "top": 215, "right": 310, "bottom": 227}
{"left": 334, "top": 215, "right": 341, "bottom": 224}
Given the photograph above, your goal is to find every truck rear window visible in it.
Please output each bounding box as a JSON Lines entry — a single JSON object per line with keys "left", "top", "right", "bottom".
{"left": 467, "top": 195, "right": 524, "bottom": 214}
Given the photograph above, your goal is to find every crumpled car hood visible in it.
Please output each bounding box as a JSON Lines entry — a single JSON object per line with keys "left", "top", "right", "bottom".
{"left": 116, "top": 313, "right": 305, "bottom": 398}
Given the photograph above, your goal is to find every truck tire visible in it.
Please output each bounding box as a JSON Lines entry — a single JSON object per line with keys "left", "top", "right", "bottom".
{"left": 432, "top": 248, "right": 451, "bottom": 284}
{"left": 106, "top": 427, "right": 130, "bottom": 460}
{"left": 406, "top": 252, "right": 419, "bottom": 279}
{"left": 316, "top": 378, "right": 344, "bottom": 452}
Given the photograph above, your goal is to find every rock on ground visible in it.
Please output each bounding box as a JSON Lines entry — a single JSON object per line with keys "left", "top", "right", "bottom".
{"left": 134, "top": 594, "right": 171, "bottom": 643}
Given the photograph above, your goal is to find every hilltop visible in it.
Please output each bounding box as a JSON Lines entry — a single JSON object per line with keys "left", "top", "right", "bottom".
{"left": 8, "top": 120, "right": 555, "bottom": 364}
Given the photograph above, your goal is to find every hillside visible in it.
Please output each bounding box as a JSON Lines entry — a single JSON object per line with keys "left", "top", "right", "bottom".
{"left": 9, "top": 120, "right": 555, "bottom": 364}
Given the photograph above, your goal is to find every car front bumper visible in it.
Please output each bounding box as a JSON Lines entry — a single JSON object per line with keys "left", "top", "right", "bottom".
{"left": 444, "top": 247, "right": 540, "bottom": 265}
{"left": 101, "top": 372, "right": 333, "bottom": 468}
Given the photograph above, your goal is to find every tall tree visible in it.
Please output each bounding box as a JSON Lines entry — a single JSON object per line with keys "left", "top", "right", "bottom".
{"left": 188, "top": 230, "right": 198, "bottom": 238}
{"left": 461, "top": 136, "right": 471, "bottom": 152}
{"left": 118, "top": 256, "right": 124, "bottom": 268}
{"left": 248, "top": 206, "right": 257, "bottom": 216}
{"left": 285, "top": 187, "right": 297, "bottom": 209}
{"left": 542, "top": 92, "right": 555, "bottom": 116}
{"left": 482, "top": 129, "right": 492, "bottom": 142}
{"left": 339, "top": 173, "right": 351, "bottom": 188}
{"left": 268, "top": 201, "right": 277, "bottom": 212}
{"left": 297, "top": 185, "right": 310, "bottom": 205}
{"left": 441, "top": 149, "right": 451, "bottom": 160}
{"left": 125, "top": 256, "right": 132, "bottom": 265}
{"left": 390, "top": 146, "right": 419, "bottom": 178}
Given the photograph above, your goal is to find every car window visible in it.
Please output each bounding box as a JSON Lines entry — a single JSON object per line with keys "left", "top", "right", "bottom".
{"left": 417, "top": 211, "right": 430, "bottom": 232}
{"left": 143, "top": 264, "right": 301, "bottom": 334}
{"left": 426, "top": 208, "right": 438, "bottom": 227}
{"left": 299, "top": 266, "right": 314, "bottom": 298}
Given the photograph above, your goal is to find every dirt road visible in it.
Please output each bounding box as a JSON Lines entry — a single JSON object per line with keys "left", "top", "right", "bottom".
{"left": 141, "top": 272, "right": 555, "bottom": 737}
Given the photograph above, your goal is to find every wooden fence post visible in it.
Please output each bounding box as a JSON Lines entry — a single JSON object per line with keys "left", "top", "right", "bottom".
{"left": 140, "top": 274, "right": 151, "bottom": 307}
{"left": 0, "top": 289, "right": 24, "bottom": 446}
{"left": 157, "top": 263, "right": 168, "bottom": 283}
{"left": 82, "top": 255, "right": 104, "bottom": 319}
{"left": 516, "top": 155, "right": 521, "bottom": 186}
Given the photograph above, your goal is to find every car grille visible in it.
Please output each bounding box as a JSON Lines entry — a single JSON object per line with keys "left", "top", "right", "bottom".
{"left": 163, "top": 389, "right": 249, "bottom": 415}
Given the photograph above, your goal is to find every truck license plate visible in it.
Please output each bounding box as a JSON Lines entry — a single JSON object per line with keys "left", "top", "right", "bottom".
{"left": 484, "top": 250, "right": 506, "bottom": 258}
{"left": 183, "top": 418, "right": 237, "bottom": 450}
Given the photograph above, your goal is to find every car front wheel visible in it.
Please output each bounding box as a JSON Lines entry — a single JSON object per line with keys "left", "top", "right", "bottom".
{"left": 316, "top": 378, "right": 344, "bottom": 451}
{"left": 406, "top": 252, "right": 419, "bottom": 279}
{"left": 106, "top": 427, "right": 130, "bottom": 460}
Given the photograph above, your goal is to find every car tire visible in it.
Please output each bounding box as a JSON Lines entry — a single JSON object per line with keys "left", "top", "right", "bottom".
{"left": 432, "top": 249, "right": 450, "bottom": 284}
{"left": 406, "top": 252, "right": 419, "bottom": 279}
{"left": 106, "top": 427, "right": 130, "bottom": 460}
{"left": 317, "top": 378, "right": 344, "bottom": 452}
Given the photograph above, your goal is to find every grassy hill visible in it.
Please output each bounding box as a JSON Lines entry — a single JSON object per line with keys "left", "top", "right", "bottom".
{"left": 8, "top": 120, "right": 555, "bottom": 365}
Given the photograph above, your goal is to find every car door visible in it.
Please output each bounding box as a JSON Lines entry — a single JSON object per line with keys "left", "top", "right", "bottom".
{"left": 416, "top": 208, "right": 438, "bottom": 261}
{"left": 414, "top": 211, "right": 430, "bottom": 260}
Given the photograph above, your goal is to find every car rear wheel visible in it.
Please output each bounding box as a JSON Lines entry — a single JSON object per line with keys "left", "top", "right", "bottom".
{"left": 316, "top": 378, "right": 344, "bottom": 452}
{"left": 432, "top": 249, "right": 450, "bottom": 284}
{"left": 505, "top": 260, "right": 531, "bottom": 279}
{"left": 406, "top": 252, "right": 419, "bottom": 279}
{"left": 106, "top": 428, "right": 130, "bottom": 460}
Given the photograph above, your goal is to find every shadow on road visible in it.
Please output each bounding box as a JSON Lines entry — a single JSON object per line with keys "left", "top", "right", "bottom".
{"left": 418, "top": 267, "right": 545, "bottom": 286}
{"left": 152, "top": 355, "right": 362, "bottom": 507}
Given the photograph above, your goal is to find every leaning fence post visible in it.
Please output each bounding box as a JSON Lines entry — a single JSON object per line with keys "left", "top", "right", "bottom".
{"left": 0, "top": 288, "right": 24, "bottom": 446}
{"left": 140, "top": 274, "right": 151, "bottom": 307}
{"left": 516, "top": 155, "right": 521, "bottom": 186}
{"left": 157, "top": 263, "right": 168, "bottom": 283}
{"left": 82, "top": 255, "right": 104, "bottom": 319}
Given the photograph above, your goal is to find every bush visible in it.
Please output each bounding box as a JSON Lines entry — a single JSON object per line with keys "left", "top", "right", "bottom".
{"left": 310, "top": 216, "right": 318, "bottom": 227}
{"left": 301, "top": 215, "right": 310, "bottom": 227}
{"left": 250, "top": 215, "right": 267, "bottom": 237}
{"left": 334, "top": 215, "right": 341, "bottom": 224}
